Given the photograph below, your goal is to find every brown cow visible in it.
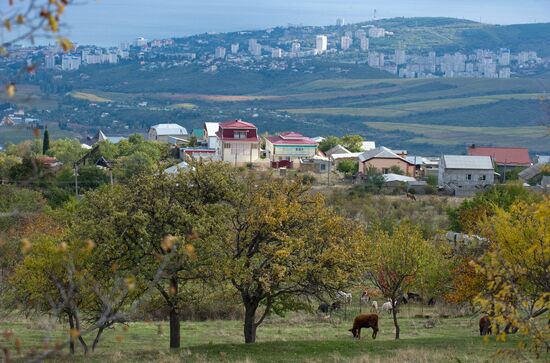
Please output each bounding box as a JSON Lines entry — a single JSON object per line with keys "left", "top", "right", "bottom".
{"left": 479, "top": 316, "right": 492, "bottom": 336}
{"left": 349, "top": 314, "right": 379, "bottom": 339}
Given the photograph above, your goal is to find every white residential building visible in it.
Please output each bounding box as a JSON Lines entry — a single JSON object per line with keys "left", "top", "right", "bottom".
{"left": 271, "top": 48, "right": 283, "bottom": 58}
{"left": 291, "top": 42, "right": 301, "bottom": 53}
{"left": 215, "top": 46, "right": 226, "bottom": 59}
{"left": 360, "top": 37, "right": 369, "bottom": 51}
{"left": 368, "top": 27, "right": 385, "bottom": 38}
{"left": 340, "top": 36, "right": 352, "bottom": 51}
{"left": 44, "top": 54, "right": 55, "bottom": 69}
{"left": 204, "top": 122, "right": 220, "bottom": 149}
{"left": 316, "top": 35, "right": 328, "bottom": 54}
{"left": 61, "top": 55, "right": 81, "bottom": 71}
{"left": 336, "top": 18, "right": 345, "bottom": 26}
{"left": 231, "top": 43, "right": 240, "bottom": 54}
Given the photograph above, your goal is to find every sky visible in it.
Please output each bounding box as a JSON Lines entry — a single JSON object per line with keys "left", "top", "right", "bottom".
{"left": 59, "top": 0, "right": 550, "bottom": 46}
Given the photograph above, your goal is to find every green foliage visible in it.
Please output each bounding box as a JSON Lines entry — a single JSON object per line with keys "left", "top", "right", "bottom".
{"left": 447, "top": 183, "right": 540, "bottom": 233}
{"left": 336, "top": 160, "right": 358, "bottom": 175}
{"left": 390, "top": 165, "right": 404, "bottom": 175}
{"left": 318, "top": 136, "right": 341, "bottom": 153}
{"left": 426, "top": 175, "right": 438, "bottom": 187}
{"left": 46, "top": 138, "right": 86, "bottom": 164}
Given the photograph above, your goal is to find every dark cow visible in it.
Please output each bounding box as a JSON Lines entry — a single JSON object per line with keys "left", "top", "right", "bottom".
{"left": 318, "top": 303, "right": 330, "bottom": 314}
{"left": 349, "top": 314, "right": 379, "bottom": 339}
{"left": 479, "top": 316, "right": 492, "bottom": 336}
{"left": 331, "top": 301, "right": 342, "bottom": 312}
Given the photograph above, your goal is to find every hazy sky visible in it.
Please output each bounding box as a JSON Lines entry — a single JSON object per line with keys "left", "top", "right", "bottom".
{"left": 61, "top": 0, "right": 550, "bottom": 46}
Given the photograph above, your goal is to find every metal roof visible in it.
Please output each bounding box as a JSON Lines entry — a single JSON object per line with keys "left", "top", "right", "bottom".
{"left": 150, "top": 124, "right": 188, "bottom": 136}
{"left": 442, "top": 155, "right": 494, "bottom": 170}
{"left": 358, "top": 146, "right": 411, "bottom": 163}
{"left": 204, "top": 122, "right": 220, "bottom": 136}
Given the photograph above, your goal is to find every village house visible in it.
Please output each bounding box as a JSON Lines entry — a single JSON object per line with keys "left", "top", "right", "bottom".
{"left": 265, "top": 132, "right": 318, "bottom": 168}
{"left": 467, "top": 145, "right": 531, "bottom": 167}
{"left": 216, "top": 119, "right": 260, "bottom": 165}
{"left": 204, "top": 122, "right": 220, "bottom": 149}
{"left": 358, "top": 147, "right": 416, "bottom": 176}
{"left": 147, "top": 123, "right": 188, "bottom": 142}
{"left": 179, "top": 147, "right": 217, "bottom": 161}
{"left": 438, "top": 155, "right": 495, "bottom": 196}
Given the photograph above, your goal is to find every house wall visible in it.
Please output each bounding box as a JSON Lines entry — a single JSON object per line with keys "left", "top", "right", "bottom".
{"left": 439, "top": 167, "right": 494, "bottom": 196}
{"left": 217, "top": 140, "right": 259, "bottom": 164}
{"left": 360, "top": 158, "right": 415, "bottom": 176}
{"left": 221, "top": 128, "right": 257, "bottom": 139}
{"left": 148, "top": 129, "right": 187, "bottom": 142}
{"left": 207, "top": 136, "right": 217, "bottom": 149}
{"left": 266, "top": 141, "right": 316, "bottom": 162}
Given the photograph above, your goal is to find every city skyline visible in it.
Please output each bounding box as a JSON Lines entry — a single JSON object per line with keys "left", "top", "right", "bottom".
{"left": 60, "top": 0, "right": 550, "bottom": 46}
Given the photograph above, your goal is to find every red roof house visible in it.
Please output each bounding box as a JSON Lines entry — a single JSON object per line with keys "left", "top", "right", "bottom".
{"left": 467, "top": 145, "right": 531, "bottom": 167}
{"left": 265, "top": 132, "right": 318, "bottom": 168}
{"left": 215, "top": 119, "right": 260, "bottom": 164}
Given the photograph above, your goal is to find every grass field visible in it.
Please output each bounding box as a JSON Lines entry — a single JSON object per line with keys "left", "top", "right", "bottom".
{"left": 70, "top": 92, "right": 114, "bottom": 103}
{"left": 0, "top": 124, "right": 75, "bottom": 149}
{"left": 1, "top": 306, "right": 537, "bottom": 363}
{"left": 282, "top": 93, "right": 548, "bottom": 118}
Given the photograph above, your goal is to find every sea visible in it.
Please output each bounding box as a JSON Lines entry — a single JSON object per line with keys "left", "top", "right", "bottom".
{"left": 58, "top": 0, "right": 550, "bottom": 46}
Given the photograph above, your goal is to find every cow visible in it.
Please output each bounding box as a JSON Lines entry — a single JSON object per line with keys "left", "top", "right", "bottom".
{"left": 318, "top": 303, "right": 330, "bottom": 314}
{"left": 337, "top": 291, "right": 352, "bottom": 304}
{"left": 371, "top": 300, "right": 379, "bottom": 313}
{"left": 479, "top": 316, "right": 492, "bottom": 336}
{"left": 380, "top": 301, "right": 393, "bottom": 313}
{"left": 331, "top": 301, "right": 342, "bottom": 312}
{"left": 349, "top": 314, "right": 379, "bottom": 339}
{"left": 361, "top": 291, "right": 370, "bottom": 303}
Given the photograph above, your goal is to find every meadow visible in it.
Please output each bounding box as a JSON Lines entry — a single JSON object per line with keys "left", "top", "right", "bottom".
{"left": 1, "top": 305, "right": 534, "bottom": 363}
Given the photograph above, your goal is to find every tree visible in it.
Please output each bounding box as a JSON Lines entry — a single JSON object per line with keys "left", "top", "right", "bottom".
{"left": 340, "top": 135, "right": 364, "bottom": 153}
{"left": 390, "top": 165, "right": 404, "bottom": 175}
{"left": 366, "top": 223, "right": 444, "bottom": 339}
{"left": 448, "top": 183, "right": 539, "bottom": 233}
{"left": 46, "top": 138, "right": 86, "bottom": 164}
{"left": 74, "top": 162, "right": 240, "bottom": 349}
{"left": 188, "top": 135, "right": 198, "bottom": 147}
{"left": 337, "top": 160, "right": 358, "bottom": 175}
{"left": 42, "top": 127, "right": 50, "bottom": 155}
{"left": 473, "top": 199, "right": 549, "bottom": 355}
{"left": 318, "top": 136, "right": 341, "bottom": 153}
{"left": 211, "top": 175, "right": 367, "bottom": 343}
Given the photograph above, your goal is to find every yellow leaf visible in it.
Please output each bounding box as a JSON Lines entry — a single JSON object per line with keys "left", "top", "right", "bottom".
{"left": 6, "top": 83, "right": 16, "bottom": 98}
{"left": 57, "top": 37, "right": 73, "bottom": 52}
{"left": 4, "top": 19, "right": 11, "bottom": 32}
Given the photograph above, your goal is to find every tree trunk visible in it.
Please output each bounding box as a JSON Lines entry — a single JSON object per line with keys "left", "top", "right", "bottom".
{"left": 392, "top": 301, "right": 400, "bottom": 340}
{"left": 92, "top": 327, "right": 104, "bottom": 352}
{"left": 243, "top": 301, "right": 259, "bottom": 344}
{"left": 168, "top": 276, "right": 181, "bottom": 349}
{"left": 68, "top": 313, "right": 75, "bottom": 354}
{"left": 169, "top": 307, "right": 181, "bottom": 349}
{"left": 74, "top": 313, "right": 88, "bottom": 354}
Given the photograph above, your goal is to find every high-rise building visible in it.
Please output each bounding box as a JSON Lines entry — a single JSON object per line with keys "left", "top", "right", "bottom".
{"left": 44, "top": 53, "right": 55, "bottom": 69}
{"left": 355, "top": 29, "right": 366, "bottom": 40}
{"left": 134, "top": 37, "right": 147, "bottom": 47}
{"left": 215, "top": 46, "right": 226, "bottom": 59}
{"left": 336, "top": 18, "right": 345, "bottom": 26}
{"left": 499, "top": 48, "right": 510, "bottom": 66}
{"left": 340, "top": 36, "right": 352, "bottom": 51}
{"left": 316, "top": 35, "right": 328, "bottom": 54}
{"left": 368, "top": 27, "right": 385, "bottom": 38}
{"left": 291, "top": 42, "right": 301, "bottom": 53}
{"left": 231, "top": 43, "right": 240, "bottom": 54}
{"left": 499, "top": 68, "right": 511, "bottom": 79}
{"left": 61, "top": 55, "right": 81, "bottom": 71}
{"left": 248, "top": 39, "right": 258, "bottom": 53}
{"left": 272, "top": 48, "right": 283, "bottom": 58}
{"left": 368, "top": 51, "right": 380, "bottom": 67}
{"left": 395, "top": 49, "right": 406, "bottom": 65}
{"left": 360, "top": 37, "right": 369, "bottom": 51}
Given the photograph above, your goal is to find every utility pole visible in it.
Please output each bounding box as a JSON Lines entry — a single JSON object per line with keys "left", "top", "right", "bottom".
{"left": 327, "top": 158, "right": 331, "bottom": 186}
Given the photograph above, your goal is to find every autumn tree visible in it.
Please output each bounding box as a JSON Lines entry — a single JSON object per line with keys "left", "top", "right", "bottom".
{"left": 209, "top": 175, "right": 367, "bottom": 343}
{"left": 473, "top": 199, "right": 550, "bottom": 355}
{"left": 365, "top": 223, "right": 446, "bottom": 339}
{"left": 73, "top": 162, "right": 240, "bottom": 349}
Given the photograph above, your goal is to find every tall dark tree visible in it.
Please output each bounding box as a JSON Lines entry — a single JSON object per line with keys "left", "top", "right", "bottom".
{"left": 42, "top": 127, "right": 50, "bottom": 155}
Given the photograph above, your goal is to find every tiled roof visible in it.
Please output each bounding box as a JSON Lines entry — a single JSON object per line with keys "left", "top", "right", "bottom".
{"left": 267, "top": 132, "right": 317, "bottom": 145}
{"left": 467, "top": 146, "right": 531, "bottom": 166}
{"left": 220, "top": 119, "right": 257, "bottom": 129}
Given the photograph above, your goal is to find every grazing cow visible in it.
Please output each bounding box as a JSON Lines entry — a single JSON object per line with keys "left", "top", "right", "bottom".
{"left": 479, "top": 316, "right": 492, "bottom": 336}
{"left": 318, "top": 303, "right": 330, "bottom": 314}
{"left": 371, "top": 300, "right": 379, "bottom": 313}
{"left": 407, "top": 292, "right": 422, "bottom": 302}
{"left": 337, "top": 291, "right": 352, "bottom": 304}
{"left": 406, "top": 192, "right": 417, "bottom": 201}
{"left": 361, "top": 291, "right": 370, "bottom": 303}
{"left": 331, "top": 301, "right": 342, "bottom": 312}
{"left": 380, "top": 301, "right": 393, "bottom": 313}
{"left": 349, "top": 314, "right": 379, "bottom": 339}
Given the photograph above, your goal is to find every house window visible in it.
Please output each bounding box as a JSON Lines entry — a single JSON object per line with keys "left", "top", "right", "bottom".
{"left": 383, "top": 168, "right": 389, "bottom": 174}
{"left": 480, "top": 175, "right": 486, "bottom": 181}
{"left": 234, "top": 131, "right": 247, "bottom": 139}
{"left": 224, "top": 143, "right": 230, "bottom": 149}
{"left": 320, "top": 164, "right": 326, "bottom": 171}
{"left": 296, "top": 147, "right": 304, "bottom": 151}
{"left": 467, "top": 174, "right": 472, "bottom": 180}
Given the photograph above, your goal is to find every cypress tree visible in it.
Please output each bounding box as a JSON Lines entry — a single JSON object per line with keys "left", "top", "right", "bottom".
{"left": 42, "top": 127, "right": 50, "bottom": 154}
